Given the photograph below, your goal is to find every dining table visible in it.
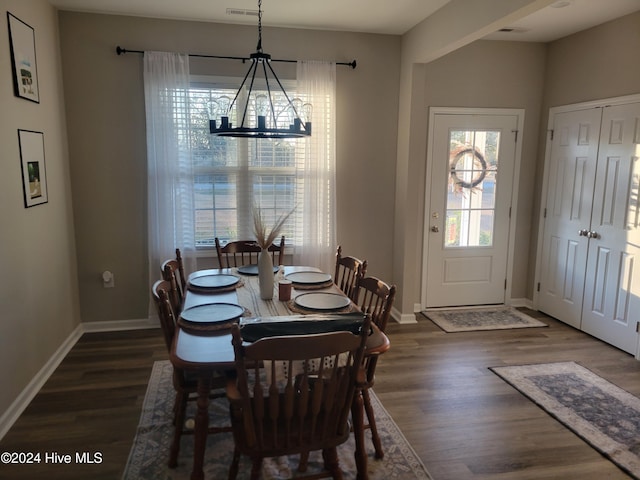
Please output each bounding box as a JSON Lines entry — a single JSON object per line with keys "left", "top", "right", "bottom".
{"left": 169, "top": 265, "right": 390, "bottom": 480}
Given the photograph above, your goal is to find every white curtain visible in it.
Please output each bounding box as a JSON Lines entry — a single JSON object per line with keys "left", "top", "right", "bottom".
{"left": 294, "top": 61, "right": 337, "bottom": 274}
{"left": 144, "top": 51, "right": 196, "bottom": 315}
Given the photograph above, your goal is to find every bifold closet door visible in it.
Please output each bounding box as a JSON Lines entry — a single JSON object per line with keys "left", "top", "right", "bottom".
{"left": 581, "top": 102, "right": 640, "bottom": 355}
{"left": 537, "top": 107, "right": 602, "bottom": 329}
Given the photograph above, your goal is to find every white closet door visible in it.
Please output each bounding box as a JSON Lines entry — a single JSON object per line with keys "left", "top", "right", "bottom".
{"left": 537, "top": 107, "right": 602, "bottom": 329}
{"left": 581, "top": 102, "right": 640, "bottom": 354}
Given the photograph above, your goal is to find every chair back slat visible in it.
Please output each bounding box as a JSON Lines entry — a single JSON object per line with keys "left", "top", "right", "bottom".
{"left": 355, "top": 277, "right": 396, "bottom": 332}
{"left": 228, "top": 319, "right": 370, "bottom": 459}
{"left": 161, "top": 248, "right": 187, "bottom": 314}
{"left": 215, "top": 237, "right": 285, "bottom": 269}
{"left": 151, "top": 279, "right": 178, "bottom": 352}
{"left": 353, "top": 277, "right": 396, "bottom": 386}
{"left": 334, "top": 245, "right": 367, "bottom": 300}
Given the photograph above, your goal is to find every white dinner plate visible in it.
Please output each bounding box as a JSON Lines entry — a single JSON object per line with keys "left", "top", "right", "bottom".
{"left": 285, "top": 271, "right": 332, "bottom": 285}
{"left": 237, "top": 264, "right": 279, "bottom": 276}
{"left": 179, "top": 302, "right": 244, "bottom": 324}
{"left": 294, "top": 292, "right": 351, "bottom": 311}
{"left": 188, "top": 271, "right": 239, "bottom": 289}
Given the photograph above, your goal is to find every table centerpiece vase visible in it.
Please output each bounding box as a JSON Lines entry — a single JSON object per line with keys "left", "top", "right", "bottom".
{"left": 253, "top": 204, "right": 295, "bottom": 300}
{"left": 258, "top": 248, "right": 274, "bottom": 300}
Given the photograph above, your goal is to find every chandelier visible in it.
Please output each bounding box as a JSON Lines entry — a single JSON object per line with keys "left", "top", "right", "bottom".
{"left": 209, "top": 0, "right": 311, "bottom": 138}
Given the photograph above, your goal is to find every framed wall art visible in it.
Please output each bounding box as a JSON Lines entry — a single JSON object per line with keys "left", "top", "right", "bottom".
{"left": 18, "top": 129, "right": 48, "bottom": 208}
{"left": 7, "top": 12, "right": 40, "bottom": 103}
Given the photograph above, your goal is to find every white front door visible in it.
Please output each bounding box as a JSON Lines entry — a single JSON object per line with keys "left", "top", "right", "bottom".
{"left": 424, "top": 111, "right": 520, "bottom": 308}
{"left": 537, "top": 107, "right": 602, "bottom": 328}
{"left": 581, "top": 102, "right": 640, "bottom": 354}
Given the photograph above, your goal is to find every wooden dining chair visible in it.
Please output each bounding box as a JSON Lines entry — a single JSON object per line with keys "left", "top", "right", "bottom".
{"left": 226, "top": 316, "right": 372, "bottom": 480}
{"left": 334, "top": 245, "right": 367, "bottom": 301}
{"left": 161, "top": 248, "right": 187, "bottom": 315}
{"left": 151, "top": 280, "right": 229, "bottom": 468}
{"left": 215, "top": 236, "right": 285, "bottom": 269}
{"left": 351, "top": 276, "right": 396, "bottom": 459}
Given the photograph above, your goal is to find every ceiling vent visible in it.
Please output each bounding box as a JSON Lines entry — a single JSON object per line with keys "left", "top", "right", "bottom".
{"left": 226, "top": 8, "right": 259, "bottom": 17}
{"left": 497, "top": 27, "right": 529, "bottom": 34}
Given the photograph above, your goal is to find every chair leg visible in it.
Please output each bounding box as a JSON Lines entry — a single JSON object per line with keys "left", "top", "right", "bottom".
{"left": 250, "top": 457, "right": 263, "bottom": 480}
{"left": 323, "top": 448, "right": 343, "bottom": 480}
{"left": 298, "top": 451, "right": 309, "bottom": 472}
{"left": 169, "top": 391, "right": 188, "bottom": 468}
{"left": 228, "top": 448, "right": 241, "bottom": 480}
{"left": 351, "top": 388, "right": 367, "bottom": 479}
{"left": 362, "top": 388, "right": 383, "bottom": 459}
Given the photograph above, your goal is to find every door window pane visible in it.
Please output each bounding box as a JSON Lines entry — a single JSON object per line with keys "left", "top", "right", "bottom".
{"left": 445, "top": 130, "right": 500, "bottom": 247}
{"left": 445, "top": 210, "right": 494, "bottom": 247}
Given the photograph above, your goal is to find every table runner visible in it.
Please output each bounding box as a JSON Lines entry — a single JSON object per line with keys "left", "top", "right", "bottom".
{"left": 233, "top": 267, "right": 353, "bottom": 317}
{"left": 234, "top": 268, "right": 293, "bottom": 316}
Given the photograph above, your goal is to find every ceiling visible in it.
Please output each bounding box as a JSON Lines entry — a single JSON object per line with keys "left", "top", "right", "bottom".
{"left": 48, "top": 0, "right": 640, "bottom": 41}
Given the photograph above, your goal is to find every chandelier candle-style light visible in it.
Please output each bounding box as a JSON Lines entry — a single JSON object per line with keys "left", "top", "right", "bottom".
{"left": 209, "top": 0, "right": 311, "bottom": 138}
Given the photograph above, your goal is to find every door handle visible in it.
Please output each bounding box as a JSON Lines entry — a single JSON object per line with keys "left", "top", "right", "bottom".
{"left": 578, "top": 229, "right": 599, "bottom": 239}
{"left": 431, "top": 225, "right": 439, "bottom": 233}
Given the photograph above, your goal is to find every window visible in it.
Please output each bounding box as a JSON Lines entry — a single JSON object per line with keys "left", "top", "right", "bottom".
{"left": 184, "top": 78, "right": 309, "bottom": 247}
{"left": 445, "top": 129, "right": 499, "bottom": 247}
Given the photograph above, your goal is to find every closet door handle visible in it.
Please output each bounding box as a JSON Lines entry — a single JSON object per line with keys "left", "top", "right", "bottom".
{"left": 587, "top": 230, "right": 599, "bottom": 239}
{"left": 578, "top": 229, "right": 588, "bottom": 237}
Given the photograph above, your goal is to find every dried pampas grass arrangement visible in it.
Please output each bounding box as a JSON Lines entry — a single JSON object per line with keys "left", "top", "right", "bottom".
{"left": 252, "top": 204, "right": 295, "bottom": 249}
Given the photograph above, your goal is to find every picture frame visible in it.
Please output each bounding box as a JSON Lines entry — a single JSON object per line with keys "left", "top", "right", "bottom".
{"left": 7, "top": 12, "right": 40, "bottom": 103}
{"left": 18, "top": 130, "right": 48, "bottom": 208}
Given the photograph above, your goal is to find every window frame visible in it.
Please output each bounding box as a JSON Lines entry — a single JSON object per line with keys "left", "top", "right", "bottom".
{"left": 188, "top": 75, "right": 303, "bottom": 250}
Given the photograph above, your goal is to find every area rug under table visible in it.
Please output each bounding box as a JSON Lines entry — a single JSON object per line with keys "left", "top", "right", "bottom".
{"left": 122, "top": 360, "right": 432, "bottom": 479}
{"left": 423, "top": 305, "right": 547, "bottom": 332}
{"left": 491, "top": 361, "right": 640, "bottom": 479}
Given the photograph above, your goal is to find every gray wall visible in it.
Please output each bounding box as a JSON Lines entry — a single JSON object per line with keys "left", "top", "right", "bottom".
{"left": 2, "top": 0, "right": 639, "bottom": 436}
{"left": 543, "top": 11, "right": 640, "bottom": 109}
{"left": 0, "top": 0, "right": 80, "bottom": 422}
{"left": 57, "top": 12, "right": 401, "bottom": 323}
{"left": 529, "top": 10, "right": 640, "bottom": 296}
{"left": 421, "top": 40, "right": 548, "bottom": 302}
{"left": 392, "top": 11, "right": 640, "bottom": 315}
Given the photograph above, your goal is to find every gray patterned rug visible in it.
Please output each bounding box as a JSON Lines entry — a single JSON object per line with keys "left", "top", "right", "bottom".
{"left": 491, "top": 361, "right": 640, "bottom": 479}
{"left": 122, "top": 360, "right": 432, "bottom": 479}
{"left": 423, "top": 306, "right": 547, "bottom": 332}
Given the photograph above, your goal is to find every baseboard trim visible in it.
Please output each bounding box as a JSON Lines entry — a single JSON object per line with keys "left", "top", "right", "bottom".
{"left": 391, "top": 307, "right": 418, "bottom": 324}
{"left": 0, "top": 324, "right": 83, "bottom": 440}
{"left": 0, "top": 318, "right": 161, "bottom": 441}
{"left": 81, "top": 318, "right": 160, "bottom": 332}
{"left": 509, "top": 298, "right": 533, "bottom": 309}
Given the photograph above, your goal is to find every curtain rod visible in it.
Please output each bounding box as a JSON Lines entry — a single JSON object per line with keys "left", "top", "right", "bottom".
{"left": 115, "top": 46, "right": 357, "bottom": 69}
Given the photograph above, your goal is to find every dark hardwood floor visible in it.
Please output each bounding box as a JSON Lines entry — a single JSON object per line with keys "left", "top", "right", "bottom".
{"left": 0, "top": 330, "right": 167, "bottom": 480}
{"left": 1, "top": 309, "right": 639, "bottom": 479}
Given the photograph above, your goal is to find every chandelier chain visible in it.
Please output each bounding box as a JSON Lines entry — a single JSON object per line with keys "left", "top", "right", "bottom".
{"left": 209, "top": 0, "right": 312, "bottom": 138}
{"left": 257, "top": 0, "right": 263, "bottom": 52}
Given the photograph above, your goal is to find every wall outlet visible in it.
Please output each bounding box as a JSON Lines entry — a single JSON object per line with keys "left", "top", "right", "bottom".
{"left": 102, "top": 270, "right": 115, "bottom": 288}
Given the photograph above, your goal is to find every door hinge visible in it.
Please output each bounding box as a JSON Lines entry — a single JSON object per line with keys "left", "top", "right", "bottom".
{"left": 537, "top": 282, "right": 541, "bottom": 292}
{"left": 512, "top": 129, "right": 519, "bottom": 142}
{"left": 543, "top": 208, "right": 547, "bottom": 218}
{"left": 504, "top": 279, "right": 507, "bottom": 290}
{"left": 509, "top": 206, "right": 512, "bottom": 219}
{"left": 636, "top": 322, "right": 640, "bottom": 333}
{"left": 549, "top": 129, "right": 554, "bottom": 140}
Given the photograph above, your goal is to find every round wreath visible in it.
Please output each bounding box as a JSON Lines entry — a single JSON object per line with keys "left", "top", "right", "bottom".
{"left": 449, "top": 147, "right": 487, "bottom": 189}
